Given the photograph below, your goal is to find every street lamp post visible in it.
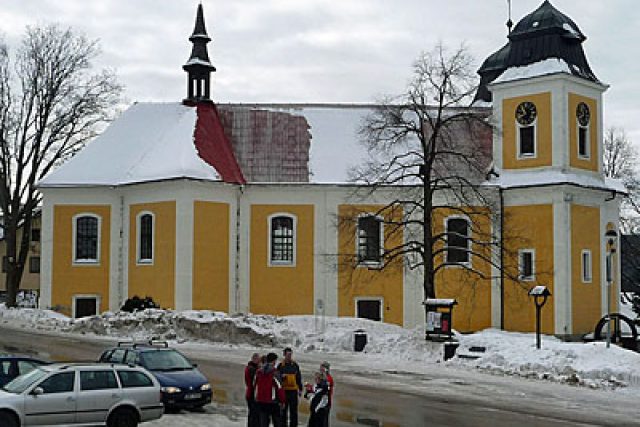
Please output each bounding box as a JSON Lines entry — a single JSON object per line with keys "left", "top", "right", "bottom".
{"left": 605, "top": 229, "right": 618, "bottom": 349}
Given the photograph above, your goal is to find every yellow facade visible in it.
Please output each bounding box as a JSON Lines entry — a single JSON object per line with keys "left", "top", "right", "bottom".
{"left": 337, "top": 205, "right": 403, "bottom": 326}
{"left": 433, "top": 208, "right": 493, "bottom": 332}
{"left": 128, "top": 202, "right": 176, "bottom": 309}
{"left": 571, "top": 204, "right": 601, "bottom": 334}
{"left": 249, "top": 204, "right": 314, "bottom": 316}
{"left": 502, "top": 92, "right": 553, "bottom": 169}
{"left": 51, "top": 205, "right": 111, "bottom": 316}
{"left": 503, "top": 204, "right": 555, "bottom": 333}
{"left": 0, "top": 215, "right": 41, "bottom": 291}
{"left": 568, "top": 93, "right": 598, "bottom": 171}
{"left": 192, "top": 201, "right": 230, "bottom": 311}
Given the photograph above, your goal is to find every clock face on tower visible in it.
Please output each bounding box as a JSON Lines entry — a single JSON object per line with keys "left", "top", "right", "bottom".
{"left": 515, "top": 101, "right": 537, "bottom": 126}
{"left": 576, "top": 102, "right": 590, "bottom": 126}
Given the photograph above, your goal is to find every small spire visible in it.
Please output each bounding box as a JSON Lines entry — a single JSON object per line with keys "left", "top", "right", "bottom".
{"left": 506, "top": 0, "right": 513, "bottom": 34}
{"left": 183, "top": 3, "right": 216, "bottom": 104}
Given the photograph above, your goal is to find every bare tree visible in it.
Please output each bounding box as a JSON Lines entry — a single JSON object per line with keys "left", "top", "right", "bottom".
{"left": 351, "top": 43, "right": 511, "bottom": 312}
{"left": 0, "top": 25, "right": 122, "bottom": 307}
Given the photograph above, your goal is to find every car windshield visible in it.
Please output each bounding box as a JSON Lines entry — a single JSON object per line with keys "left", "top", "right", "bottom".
{"left": 139, "top": 350, "right": 193, "bottom": 371}
{"left": 3, "top": 367, "right": 48, "bottom": 394}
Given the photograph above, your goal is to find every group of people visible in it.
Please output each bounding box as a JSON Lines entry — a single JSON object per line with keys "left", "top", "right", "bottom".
{"left": 244, "top": 347, "right": 334, "bottom": 427}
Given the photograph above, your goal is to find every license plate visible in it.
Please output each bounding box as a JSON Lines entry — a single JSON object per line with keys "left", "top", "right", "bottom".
{"left": 185, "top": 393, "right": 201, "bottom": 400}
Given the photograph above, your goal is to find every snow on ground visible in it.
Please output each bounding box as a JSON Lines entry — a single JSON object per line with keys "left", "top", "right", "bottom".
{"left": 1, "top": 304, "right": 640, "bottom": 392}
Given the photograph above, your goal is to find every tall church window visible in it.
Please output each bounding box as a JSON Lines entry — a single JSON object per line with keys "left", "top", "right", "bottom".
{"left": 581, "top": 249, "right": 592, "bottom": 283}
{"left": 357, "top": 215, "right": 383, "bottom": 264}
{"left": 138, "top": 212, "right": 154, "bottom": 263}
{"left": 74, "top": 214, "right": 100, "bottom": 263}
{"left": 445, "top": 217, "right": 470, "bottom": 265}
{"left": 269, "top": 215, "right": 295, "bottom": 265}
{"left": 516, "top": 101, "right": 537, "bottom": 158}
{"left": 577, "top": 102, "right": 590, "bottom": 159}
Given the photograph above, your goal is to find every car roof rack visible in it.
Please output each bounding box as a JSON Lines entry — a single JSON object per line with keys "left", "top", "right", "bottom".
{"left": 117, "top": 340, "right": 169, "bottom": 349}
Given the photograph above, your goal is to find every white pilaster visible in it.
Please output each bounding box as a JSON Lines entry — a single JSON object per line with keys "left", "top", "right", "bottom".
{"left": 553, "top": 195, "right": 572, "bottom": 335}
{"left": 39, "top": 193, "right": 54, "bottom": 309}
{"left": 174, "top": 190, "right": 194, "bottom": 310}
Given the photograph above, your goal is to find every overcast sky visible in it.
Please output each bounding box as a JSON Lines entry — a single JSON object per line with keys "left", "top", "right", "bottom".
{"left": 2, "top": 0, "right": 639, "bottom": 143}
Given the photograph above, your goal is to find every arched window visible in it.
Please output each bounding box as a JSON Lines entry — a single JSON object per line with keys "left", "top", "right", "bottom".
{"left": 357, "top": 215, "right": 383, "bottom": 264}
{"left": 576, "top": 102, "right": 590, "bottom": 159}
{"left": 445, "top": 217, "right": 470, "bottom": 265}
{"left": 269, "top": 215, "right": 295, "bottom": 265}
{"left": 138, "top": 213, "right": 154, "bottom": 263}
{"left": 74, "top": 215, "right": 100, "bottom": 262}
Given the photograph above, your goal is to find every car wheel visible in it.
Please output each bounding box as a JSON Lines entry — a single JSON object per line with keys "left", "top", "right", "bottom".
{"left": 0, "top": 411, "right": 19, "bottom": 427}
{"left": 107, "top": 407, "right": 138, "bottom": 427}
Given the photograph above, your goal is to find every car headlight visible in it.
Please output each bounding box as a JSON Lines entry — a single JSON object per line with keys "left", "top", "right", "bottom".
{"left": 200, "top": 383, "right": 211, "bottom": 391}
{"left": 161, "top": 386, "right": 182, "bottom": 394}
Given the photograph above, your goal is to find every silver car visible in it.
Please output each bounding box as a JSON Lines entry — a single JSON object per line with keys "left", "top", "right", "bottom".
{"left": 0, "top": 363, "right": 163, "bottom": 427}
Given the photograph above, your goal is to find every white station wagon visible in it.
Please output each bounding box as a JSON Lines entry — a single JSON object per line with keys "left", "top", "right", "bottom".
{"left": 0, "top": 363, "right": 163, "bottom": 427}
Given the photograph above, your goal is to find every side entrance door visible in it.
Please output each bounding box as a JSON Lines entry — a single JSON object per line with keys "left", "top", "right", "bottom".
{"left": 74, "top": 297, "right": 97, "bottom": 318}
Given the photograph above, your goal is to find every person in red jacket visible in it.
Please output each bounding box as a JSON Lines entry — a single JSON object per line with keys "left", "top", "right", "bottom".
{"left": 254, "top": 352, "right": 285, "bottom": 426}
{"left": 244, "top": 353, "right": 261, "bottom": 427}
{"left": 320, "top": 361, "right": 334, "bottom": 427}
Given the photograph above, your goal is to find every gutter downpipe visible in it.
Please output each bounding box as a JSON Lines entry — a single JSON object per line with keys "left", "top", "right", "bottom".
{"left": 500, "top": 186, "right": 505, "bottom": 330}
{"left": 234, "top": 184, "right": 244, "bottom": 313}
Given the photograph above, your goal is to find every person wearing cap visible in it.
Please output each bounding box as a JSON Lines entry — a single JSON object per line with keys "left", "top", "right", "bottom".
{"left": 244, "top": 353, "right": 261, "bottom": 427}
{"left": 277, "top": 347, "right": 303, "bottom": 427}
{"left": 320, "top": 361, "right": 334, "bottom": 427}
{"left": 254, "top": 352, "right": 285, "bottom": 426}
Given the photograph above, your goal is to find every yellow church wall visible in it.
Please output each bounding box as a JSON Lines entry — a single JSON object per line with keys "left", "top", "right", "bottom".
{"left": 51, "top": 205, "right": 111, "bottom": 316}
{"left": 502, "top": 92, "right": 552, "bottom": 169}
{"left": 503, "top": 204, "right": 555, "bottom": 333}
{"left": 571, "top": 204, "right": 601, "bottom": 334}
{"left": 337, "top": 205, "right": 403, "bottom": 326}
{"left": 128, "top": 201, "right": 176, "bottom": 309}
{"left": 250, "top": 204, "right": 314, "bottom": 316}
{"left": 568, "top": 93, "right": 598, "bottom": 172}
{"left": 432, "top": 208, "right": 493, "bottom": 332}
{"left": 192, "top": 201, "right": 230, "bottom": 311}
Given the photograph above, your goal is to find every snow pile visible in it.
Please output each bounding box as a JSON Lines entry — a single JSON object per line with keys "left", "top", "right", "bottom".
{"left": 454, "top": 329, "right": 640, "bottom": 389}
{"left": 0, "top": 303, "right": 69, "bottom": 325}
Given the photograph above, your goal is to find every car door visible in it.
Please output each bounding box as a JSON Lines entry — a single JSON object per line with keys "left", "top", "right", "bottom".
{"left": 24, "top": 371, "right": 77, "bottom": 426}
{"left": 75, "top": 369, "right": 122, "bottom": 424}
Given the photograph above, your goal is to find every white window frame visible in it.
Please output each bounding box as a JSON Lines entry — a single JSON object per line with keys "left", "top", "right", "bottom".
{"left": 136, "top": 211, "right": 155, "bottom": 265}
{"left": 444, "top": 215, "right": 472, "bottom": 268}
{"left": 72, "top": 294, "right": 101, "bottom": 319}
{"left": 518, "top": 249, "right": 536, "bottom": 281}
{"left": 355, "top": 213, "right": 384, "bottom": 268}
{"left": 267, "top": 213, "right": 297, "bottom": 267}
{"left": 516, "top": 118, "right": 538, "bottom": 159}
{"left": 577, "top": 122, "right": 590, "bottom": 160}
{"left": 72, "top": 213, "right": 101, "bottom": 265}
{"left": 581, "top": 249, "right": 592, "bottom": 283}
{"left": 354, "top": 297, "right": 384, "bottom": 322}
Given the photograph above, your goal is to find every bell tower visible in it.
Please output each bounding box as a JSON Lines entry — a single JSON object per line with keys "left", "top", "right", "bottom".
{"left": 183, "top": 3, "right": 216, "bottom": 104}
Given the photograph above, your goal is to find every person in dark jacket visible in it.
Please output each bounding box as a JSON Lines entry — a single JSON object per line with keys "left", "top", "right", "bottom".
{"left": 276, "top": 347, "right": 303, "bottom": 427}
{"left": 254, "top": 352, "right": 285, "bottom": 427}
{"left": 320, "top": 361, "right": 333, "bottom": 427}
{"left": 244, "top": 353, "right": 261, "bottom": 427}
{"left": 304, "top": 371, "right": 329, "bottom": 427}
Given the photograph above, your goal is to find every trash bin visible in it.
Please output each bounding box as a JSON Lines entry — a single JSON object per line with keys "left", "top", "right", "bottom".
{"left": 443, "top": 341, "right": 459, "bottom": 361}
{"left": 354, "top": 329, "right": 367, "bottom": 352}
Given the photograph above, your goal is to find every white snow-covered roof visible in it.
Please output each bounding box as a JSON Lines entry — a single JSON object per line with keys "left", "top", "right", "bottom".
{"left": 491, "top": 58, "right": 571, "bottom": 85}
{"left": 488, "top": 169, "right": 627, "bottom": 193}
{"left": 39, "top": 103, "right": 220, "bottom": 187}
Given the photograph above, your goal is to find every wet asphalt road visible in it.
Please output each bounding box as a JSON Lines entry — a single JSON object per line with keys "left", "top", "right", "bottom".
{"left": 0, "top": 325, "right": 637, "bottom": 426}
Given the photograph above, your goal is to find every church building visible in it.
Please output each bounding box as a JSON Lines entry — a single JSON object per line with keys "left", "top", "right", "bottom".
{"left": 39, "top": 1, "right": 623, "bottom": 339}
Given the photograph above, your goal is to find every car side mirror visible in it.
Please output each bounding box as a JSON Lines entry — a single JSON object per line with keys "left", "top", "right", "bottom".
{"left": 31, "top": 387, "right": 44, "bottom": 396}
{"left": 192, "top": 363, "right": 198, "bottom": 368}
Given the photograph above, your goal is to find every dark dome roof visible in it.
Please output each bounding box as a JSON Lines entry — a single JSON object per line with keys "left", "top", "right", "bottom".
{"left": 510, "top": 0, "right": 585, "bottom": 42}
{"left": 474, "top": 0, "right": 597, "bottom": 104}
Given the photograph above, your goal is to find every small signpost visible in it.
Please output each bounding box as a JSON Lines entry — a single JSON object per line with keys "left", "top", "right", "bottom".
{"left": 528, "top": 285, "right": 551, "bottom": 349}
